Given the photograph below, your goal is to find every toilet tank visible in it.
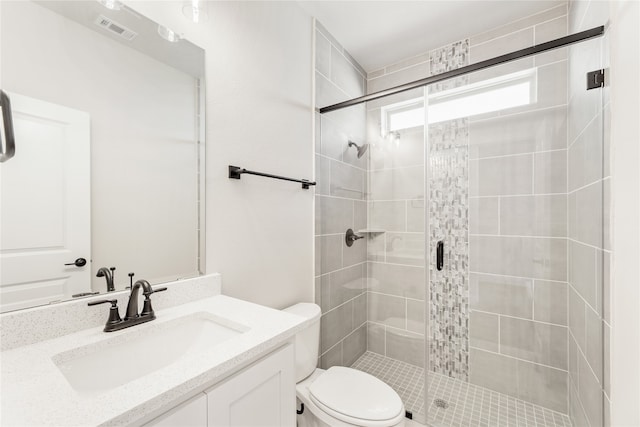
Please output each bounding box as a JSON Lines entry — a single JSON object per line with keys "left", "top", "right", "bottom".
{"left": 283, "top": 303, "right": 321, "bottom": 382}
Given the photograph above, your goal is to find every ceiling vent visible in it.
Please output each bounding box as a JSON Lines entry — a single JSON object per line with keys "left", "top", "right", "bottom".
{"left": 94, "top": 15, "right": 137, "bottom": 41}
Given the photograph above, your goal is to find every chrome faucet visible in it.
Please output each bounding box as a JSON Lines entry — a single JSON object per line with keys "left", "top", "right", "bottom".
{"left": 88, "top": 279, "right": 167, "bottom": 332}
{"left": 96, "top": 267, "right": 116, "bottom": 292}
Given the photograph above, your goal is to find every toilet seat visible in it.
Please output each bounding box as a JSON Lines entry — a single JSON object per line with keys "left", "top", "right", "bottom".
{"left": 308, "top": 367, "right": 404, "bottom": 427}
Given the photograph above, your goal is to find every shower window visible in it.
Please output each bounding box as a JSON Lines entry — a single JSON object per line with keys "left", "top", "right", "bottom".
{"left": 381, "top": 67, "right": 537, "bottom": 134}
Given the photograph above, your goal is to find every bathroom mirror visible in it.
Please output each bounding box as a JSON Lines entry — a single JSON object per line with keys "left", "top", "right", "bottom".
{"left": 0, "top": 1, "right": 205, "bottom": 313}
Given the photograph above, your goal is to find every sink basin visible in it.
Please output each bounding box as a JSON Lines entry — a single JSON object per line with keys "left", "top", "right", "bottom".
{"left": 53, "top": 312, "right": 249, "bottom": 394}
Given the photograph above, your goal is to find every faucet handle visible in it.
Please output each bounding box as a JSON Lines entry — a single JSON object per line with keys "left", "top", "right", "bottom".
{"left": 88, "top": 298, "right": 118, "bottom": 307}
{"left": 141, "top": 287, "right": 167, "bottom": 317}
{"left": 143, "top": 286, "right": 167, "bottom": 297}
{"left": 88, "top": 299, "right": 122, "bottom": 329}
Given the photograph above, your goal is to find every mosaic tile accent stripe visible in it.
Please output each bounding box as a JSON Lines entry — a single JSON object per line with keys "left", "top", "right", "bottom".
{"left": 428, "top": 117, "right": 470, "bottom": 380}
{"left": 427, "top": 39, "right": 470, "bottom": 381}
{"left": 429, "top": 39, "right": 469, "bottom": 93}
{"left": 352, "top": 352, "right": 572, "bottom": 427}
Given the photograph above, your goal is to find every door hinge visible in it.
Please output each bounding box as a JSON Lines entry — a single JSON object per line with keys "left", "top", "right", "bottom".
{"left": 587, "top": 69, "right": 605, "bottom": 90}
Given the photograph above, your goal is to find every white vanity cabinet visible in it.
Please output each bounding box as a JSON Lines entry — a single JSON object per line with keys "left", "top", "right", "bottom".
{"left": 147, "top": 394, "right": 208, "bottom": 427}
{"left": 146, "top": 344, "right": 295, "bottom": 427}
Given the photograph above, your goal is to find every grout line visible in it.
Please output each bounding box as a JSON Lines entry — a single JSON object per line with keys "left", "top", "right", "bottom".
{"left": 405, "top": 299, "right": 408, "bottom": 330}
{"left": 498, "top": 314, "right": 502, "bottom": 354}
{"left": 470, "top": 233, "right": 567, "bottom": 239}
{"left": 352, "top": 200, "right": 355, "bottom": 232}
{"left": 497, "top": 196, "right": 501, "bottom": 235}
{"left": 405, "top": 200, "right": 409, "bottom": 232}
{"left": 315, "top": 69, "right": 351, "bottom": 99}
{"left": 468, "top": 4, "right": 567, "bottom": 46}
{"left": 567, "top": 177, "right": 605, "bottom": 196}
{"left": 567, "top": 237, "right": 606, "bottom": 253}
{"left": 367, "top": 59, "right": 431, "bottom": 82}
{"left": 472, "top": 307, "right": 567, "bottom": 328}
{"left": 368, "top": 260, "right": 425, "bottom": 269}
{"left": 567, "top": 110, "right": 601, "bottom": 149}
{"left": 368, "top": 198, "right": 425, "bottom": 203}
{"left": 323, "top": 32, "right": 366, "bottom": 80}
{"left": 532, "top": 147, "right": 537, "bottom": 194}
{"left": 368, "top": 164, "right": 427, "bottom": 172}
{"left": 383, "top": 233, "right": 387, "bottom": 263}
{"left": 532, "top": 281, "right": 536, "bottom": 320}
{"left": 315, "top": 261, "right": 367, "bottom": 277}
{"left": 383, "top": 323, "right": 387, "bottom": 357}
{"left": 470, "top": 345, "right": 568, "bottom": 373}
{"left": 465, "top": 103, "right": 567, "bottom": 124}
{"left": 469, "top": 270, "right": 567, "bottom": 284}
{"left": 567, "top": 326, "right": 602, "bottom": 387}
{"left": 320, "top": 289, "right": 366, "bottom": 316}
{"left": 470, "top": 193, "right": 565, "bottom": 199}
{"left": 315, "top": 194, "right": 366, "bottom": 203}
{"left": 470, "top": 148, "right": 567, "bottom": 162}
{"left": 567, "top": 281, "right": 599, "bottom": 328}
{"left": 316, "top": 151, "right": 367, "bottom": 172}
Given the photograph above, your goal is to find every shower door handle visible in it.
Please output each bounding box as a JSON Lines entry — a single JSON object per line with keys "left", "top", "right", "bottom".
{"left": 0, "top": 90, "right": 16, "bottom": 163}
{"left": 436, "top": 240, "right": 444, "bottom": 271}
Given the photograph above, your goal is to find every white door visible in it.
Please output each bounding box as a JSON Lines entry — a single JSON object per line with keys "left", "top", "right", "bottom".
{"left": 0, "top": 92, "right": 91, "bottom": 312}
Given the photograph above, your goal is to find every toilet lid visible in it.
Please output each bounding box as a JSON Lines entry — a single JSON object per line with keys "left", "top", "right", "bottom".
{"left": 308, "top": 367, "right": 403, "bottom": 426}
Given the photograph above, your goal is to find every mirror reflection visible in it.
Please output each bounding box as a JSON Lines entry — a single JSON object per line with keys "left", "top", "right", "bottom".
{"left": 0, "top": 0, "right": 205, "bottom": 312}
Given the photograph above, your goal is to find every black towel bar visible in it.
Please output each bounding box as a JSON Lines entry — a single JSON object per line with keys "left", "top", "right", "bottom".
{"left": 228, "top": 165, "right": 316, "bottom": 190}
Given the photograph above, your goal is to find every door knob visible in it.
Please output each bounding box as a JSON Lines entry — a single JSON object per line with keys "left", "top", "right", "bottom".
{"left": 64, "top": 257, "right": 87, "bottom": 267}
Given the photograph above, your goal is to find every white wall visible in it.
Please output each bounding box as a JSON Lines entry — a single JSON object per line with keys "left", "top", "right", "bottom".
{"left": 0, "top": 1, "right": 199, "bottom": 291}
{"left": 609, "top": 1, "right": 640, "bottom": 425}
{"left": 125, "top": 1, "right": 315, "bottom": 308}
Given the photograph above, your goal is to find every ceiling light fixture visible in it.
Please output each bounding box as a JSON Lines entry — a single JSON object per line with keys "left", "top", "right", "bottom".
{"left": 157, "top": 25, "right": 181, "bottom": 43}
{"left": 96, "top": 0, "right": 122, "bottom": 11}
{"left": 182, "top": 0, "right": 208, "bottom": 23}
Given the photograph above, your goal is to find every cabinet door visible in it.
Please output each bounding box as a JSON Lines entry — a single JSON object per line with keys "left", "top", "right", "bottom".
{"left": 206, "top": 344, "right": 295, "bottom": 427}
{"left": 145, "top": 393, "right": 207, "bottom": 427}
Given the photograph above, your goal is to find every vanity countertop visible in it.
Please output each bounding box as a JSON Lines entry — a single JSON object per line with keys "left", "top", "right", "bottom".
{"left": 0, "top": 295, "right": 310, "bottom": 426}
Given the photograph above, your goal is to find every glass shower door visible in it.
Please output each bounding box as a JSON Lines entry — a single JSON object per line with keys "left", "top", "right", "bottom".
{"left": 362, "top": 87, "right": 429, "bottom": 424}
{"left": 424, "top": 37, "right": 606, "bottom": 426}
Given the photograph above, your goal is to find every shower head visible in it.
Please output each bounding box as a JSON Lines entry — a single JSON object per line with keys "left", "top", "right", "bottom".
{"left": 348, "top": 140, "right": 369, "bottom": 158}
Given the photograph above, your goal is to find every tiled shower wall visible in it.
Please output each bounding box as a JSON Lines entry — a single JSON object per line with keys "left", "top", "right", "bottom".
{"left": 466, "top": 36, "right": 570, "bottom": 413}
{"left": 365, "top": 3, "right": 577, "bottom": 414}
{"left": 314, "top": 21, "right": 369, "bottom": 368}
{"left": 567, "top": 2, "right": 611, "bottom": 426}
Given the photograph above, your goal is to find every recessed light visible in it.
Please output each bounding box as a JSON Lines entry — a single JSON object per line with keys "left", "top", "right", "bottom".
{"left": 182, "top": 0, "right": 208, "bottom": 23}
{"left": 96, "top": 0, "right": 122, "bottom": 11}
{"left": 157, "top": 25, "right": 181, "bottom": 43}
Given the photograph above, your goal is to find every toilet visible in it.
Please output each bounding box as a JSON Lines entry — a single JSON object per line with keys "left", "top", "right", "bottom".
{"left": 284, "top": 303, "right": 405, "bottom": 427}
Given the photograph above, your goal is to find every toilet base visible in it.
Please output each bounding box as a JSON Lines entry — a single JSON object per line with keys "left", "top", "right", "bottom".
{"left": 296, "top": 369, "right": 405, "bottom": 427}
{"left": 296, "top": 398, "right": 332, "bottom": 427}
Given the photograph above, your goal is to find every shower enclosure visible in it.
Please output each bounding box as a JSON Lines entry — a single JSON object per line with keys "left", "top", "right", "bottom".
{"left": 316, "top": 20, "right": 608, "bottom": 427}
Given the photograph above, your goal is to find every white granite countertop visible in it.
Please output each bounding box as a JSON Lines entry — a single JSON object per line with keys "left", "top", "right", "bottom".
{"left": 1, "top": 295, "right": 310, "bottom": 426}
